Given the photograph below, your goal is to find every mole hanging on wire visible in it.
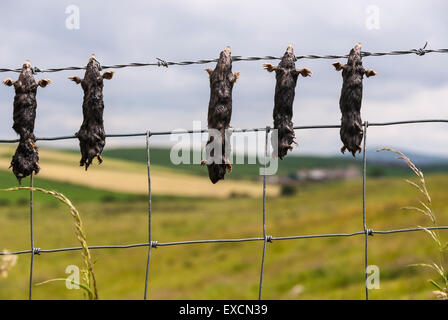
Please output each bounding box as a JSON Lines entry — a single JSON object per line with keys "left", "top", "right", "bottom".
{"left": 201, "top": 46, "right": 240, "bottom": 184}
{"left": 2, "top": 61, "right": 51, "bottom": 183}
{"left": 263, "top": 45, "right": 312, "bottom": 159}
{"left": 332, "top": 43, "right": 376, "bottom": 156}
{"left": 69, "top": 55, "right": 114, "bottom": 170}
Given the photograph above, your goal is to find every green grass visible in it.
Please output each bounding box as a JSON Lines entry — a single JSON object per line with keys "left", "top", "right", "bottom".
{"left": 101, "top": 147, "right": 448, "bottom": 180}
{"left": 1, "top": 170, "right": 448, "bottom": 299}
{"left": 0, "top": 170, "right": 146, "bottom": 205}
{"left": 103, "top": 147, "right": 361, "bottom": 180}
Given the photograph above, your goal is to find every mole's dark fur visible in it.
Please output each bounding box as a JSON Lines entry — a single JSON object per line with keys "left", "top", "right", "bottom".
{"left": 2, "top": 61, "right": 51, "bottom": 183}
{"left": 333, "top": 43, "right": 376, "bottom": 157}
{"left": 201, "top": 47, "right": 239, "bottom": 184}
{"left": 69, "top": 55, "right": 114, "bottom": 170}
{"left": 263, "top": 45, "right": 312, "bottom": 159}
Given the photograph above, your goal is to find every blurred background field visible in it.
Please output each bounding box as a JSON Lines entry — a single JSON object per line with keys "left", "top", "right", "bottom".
{"left": 0, "top": 145, "right": 448, "bottom": 300}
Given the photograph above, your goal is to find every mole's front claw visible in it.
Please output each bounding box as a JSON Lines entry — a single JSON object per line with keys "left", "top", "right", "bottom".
{"left": 102, "top": 71, "right": 114, "bottom": 80}
{"left": 38, "top": 79, "right": 52, "bottom": 88}
{"left": 263, "top": 63, "right": 276, "bottom": 73}
{"left": 365, "top": 69, "right": 377, "bottom": 77}
{"left": 205, "top": 68, "right": 213, "bottom": 77}
{"left": 332, "top": 62, "right": 344, "bottom": 71}
{"left": 2, "top": 78, "right": 15, "bottom": 86}
{"left": 68, "top": 76, "right": 82, "bottom": 84}
{"left": 233, "top": 72, "right": 240, "bottom": 83}
{"left": 298, "top": 68, "right": 312, "bottom": 77}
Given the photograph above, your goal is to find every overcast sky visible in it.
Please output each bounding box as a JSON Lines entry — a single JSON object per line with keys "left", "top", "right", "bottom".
{"left": 1, "top": 1, "right": 447, "bottom": 158}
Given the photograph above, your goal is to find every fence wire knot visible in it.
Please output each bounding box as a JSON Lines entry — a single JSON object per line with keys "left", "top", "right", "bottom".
{"left": 33, "top": 248, "right": 41, "bottom": 255}
{"left": 151, "top": 241, "right": 158, "bottom": 248}
{"left": 156, "top": 58, "right": 168, "bottom": 68}
{"left": 366, "top": 229, "right": 374, "bottom": 236}
{"left": 266, "top": 235, "right": 273, "bottom": 243}
{"left": 415, "top": 42, "right": 428, "bottom": 56}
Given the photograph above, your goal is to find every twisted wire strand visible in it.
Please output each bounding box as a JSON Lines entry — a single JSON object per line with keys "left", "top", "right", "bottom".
{"left": 1, "top": 226, "right": 448, "bottom": 256}
{"left": 0, "top": 44, "right": 445, "bottom": 73}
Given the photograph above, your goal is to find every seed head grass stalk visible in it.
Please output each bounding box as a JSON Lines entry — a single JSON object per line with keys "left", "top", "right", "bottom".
{"left": 0, "top": 186, "right": 98, "bottom": 300}
{"left": 378, "top": 148, "right": 447, "bottom": 300}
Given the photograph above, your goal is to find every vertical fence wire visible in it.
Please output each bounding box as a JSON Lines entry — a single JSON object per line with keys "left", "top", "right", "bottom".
{"left": 362, "top": 122, "right": 369, "bottom": 300}
{"left": 28, "top": 173, "right": 35, "bottom": 300}
{"left": 258, "top": 126, "right": 270, "bottom": 300}
{"left": 144, "top": 131, "right": 152, "bottom": 300}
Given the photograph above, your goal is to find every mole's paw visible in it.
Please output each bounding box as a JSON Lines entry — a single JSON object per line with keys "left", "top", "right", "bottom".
{"left": 341, "top": 146, "right": 346, "bottom": 154}
{"left": 263, "top": 63, "right": 276, "bottom": 73}
{"left": 200, "top": 160, "right": 206, "bottom": 166}
{"left": 233, "top": 71, "right": 240, "bottom": 83}
{"left": 97, "top": 154, "right": 103, "bottom": 164}
{"left": 2, "top": 78, "right": 14, "bottom": 86}
{"left": 68, "top": 76, "right": 82, "bottom": 84}
{"left": 102, "top": 71, "right": 114, "bottom": 80}
{"left": 365, "top": 69, "right": 377, "bottom": 78}
{"left": 38, "top": 79, "right": 52, "bottom": 88}
{"left": 357, "top": 146, "right": 362, "bottom": 153}
{"left": 332, "top": 62, "right": 344, "bottom": 71}
{"left": 298, "top": 68, "right": 312, "bottom": 77}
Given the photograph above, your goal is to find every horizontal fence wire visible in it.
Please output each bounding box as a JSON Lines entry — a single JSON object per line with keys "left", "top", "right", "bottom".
{"left": 2, "top": 227, "right": 448, "bottom": 256}
{"left": 0, "top": 119, "right": 447, "bottom": 143}
{"left": 0, "top": 43, "right": 446, "bottom": 73}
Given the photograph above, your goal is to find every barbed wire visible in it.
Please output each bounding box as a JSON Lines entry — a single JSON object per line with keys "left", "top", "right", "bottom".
{"left": 1, "top": 119, "right": 448, "bottom": 300}
{"left": 0, "top": 43, "right": 446, "bottom": 74}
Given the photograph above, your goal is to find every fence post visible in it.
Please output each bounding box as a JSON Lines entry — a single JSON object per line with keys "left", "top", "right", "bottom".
{"left": 362, "top": 121, "right": 370, "bottom": 300}
{"left": 258, "top": 126, "right": 270, "bottom": 300}
{"left": 28, "top": 173, "right": 35, "bottom": 300}
{"left": 144, "top": 130, "right": 153, "bottom": 300}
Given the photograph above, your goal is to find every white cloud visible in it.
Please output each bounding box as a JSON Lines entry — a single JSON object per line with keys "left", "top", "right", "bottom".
{"left": 0, "top": 0, "right": 447, "bottom": 157}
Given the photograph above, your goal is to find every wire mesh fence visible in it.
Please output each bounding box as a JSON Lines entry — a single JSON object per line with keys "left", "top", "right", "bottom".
{"left": 1, "top": 119, "right": 448, "bottom": 300}
{"left": 1, "top": 44, "right": 448, "bottom": 300}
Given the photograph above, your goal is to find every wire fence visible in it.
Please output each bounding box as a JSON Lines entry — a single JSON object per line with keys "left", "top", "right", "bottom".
{"left": 1, "top": 119, "right": 448, "bottom": 300}
{"left": 1, "top": 44, "right": 448, "bottom": 300}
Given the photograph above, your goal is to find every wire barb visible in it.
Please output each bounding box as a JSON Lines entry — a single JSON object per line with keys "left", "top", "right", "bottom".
{"left": 416, "top": 42, "right": 428, "bottom": 56}
{"left": 156, "top": 58, "right": 168, "bottom": 68}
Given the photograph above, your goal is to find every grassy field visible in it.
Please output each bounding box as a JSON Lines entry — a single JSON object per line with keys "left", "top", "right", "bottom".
{"left": 1, "top": 165, "right": 448, "bottom": 299}
{"left": 102, "top": 147, "right": 448, "bottom": 180}
{"left": 0, "top": 146, "right": 279, "bottom": 198}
